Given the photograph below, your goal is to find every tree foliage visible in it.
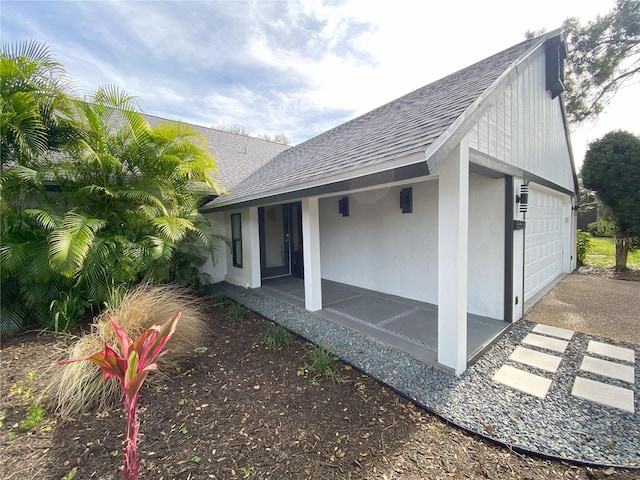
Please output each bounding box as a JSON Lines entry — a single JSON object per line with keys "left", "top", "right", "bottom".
{"left": 581, "top": 130, "right": 640, "bottom": 270}
{"left": 1, "top": 42, "right": 222, "bottom": 336}
{"left": 563, "top": 0, "right": 640, "bottom": 124}
{"left": 215, "top": 124, "right": 290, "bottom": 145}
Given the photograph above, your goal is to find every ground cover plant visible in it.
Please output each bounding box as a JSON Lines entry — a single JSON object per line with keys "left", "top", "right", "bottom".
{"left": 1, "top": 296, "right": 637, "bottom": 480}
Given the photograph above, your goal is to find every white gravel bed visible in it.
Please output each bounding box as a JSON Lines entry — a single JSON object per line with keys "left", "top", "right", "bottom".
{"left": 213, "top": 283, "right": 640, "bottom": 468}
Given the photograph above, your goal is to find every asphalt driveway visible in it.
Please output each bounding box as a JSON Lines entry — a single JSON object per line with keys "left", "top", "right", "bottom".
{"left": 524, "top": 273, "right": 640, "bottom": 346}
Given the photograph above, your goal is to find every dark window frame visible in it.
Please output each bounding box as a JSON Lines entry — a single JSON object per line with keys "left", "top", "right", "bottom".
{"left": 231, "top": 213, "right": 243, "bottom": 268}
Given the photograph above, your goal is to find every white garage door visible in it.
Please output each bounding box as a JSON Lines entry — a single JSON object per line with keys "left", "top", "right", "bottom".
{"left": 524, "top": 184, "right": 567, "bottom": 300}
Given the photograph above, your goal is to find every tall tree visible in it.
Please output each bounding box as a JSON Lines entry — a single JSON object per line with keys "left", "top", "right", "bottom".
{"left": 563, "top": 0, "right": 640, "bottom": 124}
{"left": 581, "top": 130, "right": 640, "bottom": 270}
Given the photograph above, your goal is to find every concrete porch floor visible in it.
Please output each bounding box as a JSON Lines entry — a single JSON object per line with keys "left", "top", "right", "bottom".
{"left": 257, "top": 277, "right": 509, "bottom": 368}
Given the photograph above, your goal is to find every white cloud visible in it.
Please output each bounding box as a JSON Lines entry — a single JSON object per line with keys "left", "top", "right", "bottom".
{"left": 2, "top": 0, "right": 636, "bottom": 157}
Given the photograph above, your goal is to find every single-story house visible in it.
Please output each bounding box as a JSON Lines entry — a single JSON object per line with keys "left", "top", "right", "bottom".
{"left": 199, "top": 29, "right": 578, "bottom": 375}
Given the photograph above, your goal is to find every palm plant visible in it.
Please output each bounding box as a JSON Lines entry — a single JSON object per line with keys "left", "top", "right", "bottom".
{"left": 0, "top": 40, "right": 75, "bottom": 171}
{"left": 1, "top": 41, "right": 76, "bottom": 335}
{"left": 1, "top": 41, "right": 223, "bottom": 335}
{"left": 38, "top": 86, "right": 223, "bottom": 316}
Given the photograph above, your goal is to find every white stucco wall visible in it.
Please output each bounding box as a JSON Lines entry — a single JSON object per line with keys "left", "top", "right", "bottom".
{"left": 220, "top": 207, "right": 261, "bottom": 288}
{"left": 202, "top": 211, "right": 228, "bottom": 283}
{"left": 319, "top": 179, "right": 439, "bottom": 304}
{"left": 467, "top": 173, "right": 505, "bottom": 319}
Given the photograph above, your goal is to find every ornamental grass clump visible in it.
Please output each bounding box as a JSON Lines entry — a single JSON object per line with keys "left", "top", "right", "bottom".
{"left": 60, "top": 312, "right": 181, "bottom": 480}
{"left": 42, "top": 283, "right": 207, "bottom": 416}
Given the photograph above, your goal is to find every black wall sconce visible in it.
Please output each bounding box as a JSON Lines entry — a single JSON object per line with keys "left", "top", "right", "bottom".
{"left": 400, "top": 187, "right": 412, "bottom": 213}
{"left": 516, "top": 184, "right": 528, "bottom": 213}
{"left": 338, "top": 196, "right": 349, "bottom": 217}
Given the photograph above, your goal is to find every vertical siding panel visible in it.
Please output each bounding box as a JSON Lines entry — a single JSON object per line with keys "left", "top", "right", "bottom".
{"left": 467, "top": 53, "right": 573, "bottom": 193}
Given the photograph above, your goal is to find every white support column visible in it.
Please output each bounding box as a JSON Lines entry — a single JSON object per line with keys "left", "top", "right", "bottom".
{"left": 437, "top": 141, "right": 469, "bottom": 375}
{"left": 302, "top": 197, "right": 322, "bottom": 311}
{"left": 247, "top": 207, "right": 261, "bottom": 288}
{"left": 511, "top": 177, "right": 525, "bottom": 322}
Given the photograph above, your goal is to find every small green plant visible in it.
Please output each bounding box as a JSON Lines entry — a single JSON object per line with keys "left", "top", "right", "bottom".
{"left": 5, "top": 431, "right": 17, "bottom": 441}
{"left": 103, "top": 283, "right": 128, "bottom": 311}
{"left": 212, "top": 294, "right": 228, "bottom": 306}
{"left": 110, "top": 450, "right": 119, "bottom": 457}
{"left": 263, "top": 323, "right": 293, "bottom": 351}
{"left": 62, "top": 467, "right": 78, "bottom": 480}
{"left": 19, "top": 402, "right": 45, "bottom": 430}
{"left": 50, "top": 291, "right": 88, "bottom": 332}
{"left": 240, "top": 464, "right": 255, "bottom": 477}
{"left": 9, "top": 382, "right": 32, "bottom": 399}
{"left": 302, "top": 342, "right": 340, "bottom": 383}
{"left": 59, "top": 311, "right": 181, "bottom": 480}
{"left": 10, "top": 370, "right": 38, "bottom": 401}
{"left": 191, "top": 455, "right": 201, "bottom": 464}
{"left": 577, "top": 230, "right": 592, "bottom": 266}
{"left": 180, "top": 426, "right": 189, "bottom": 434}
{"left": 227, "top": 303, "right": 247, "bottom": 321}
{"left": 178, "top": 398, "right": 186, "bottom": 406}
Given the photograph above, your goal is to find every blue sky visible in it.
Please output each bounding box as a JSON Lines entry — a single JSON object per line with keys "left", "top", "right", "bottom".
{"left": 2, "top": 0, "right": 637, "bottom": 166}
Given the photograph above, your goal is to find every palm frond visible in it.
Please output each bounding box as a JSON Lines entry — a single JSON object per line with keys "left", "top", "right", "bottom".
{"left": 49, "top": 211, "right": 106, "bottom": 277}
{"left": 152, "top": 216, "right": 195, "bottom": 243}
{"left": 25, "top": 207, "right": 61, "bottom": 230}
{"left": 0, "top": 243, "right": 28, "bottom": 273}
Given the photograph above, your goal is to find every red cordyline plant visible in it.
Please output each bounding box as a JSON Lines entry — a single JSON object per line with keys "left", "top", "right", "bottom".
{"left": 60, "top": 311, "right": 181, "bottom": 480}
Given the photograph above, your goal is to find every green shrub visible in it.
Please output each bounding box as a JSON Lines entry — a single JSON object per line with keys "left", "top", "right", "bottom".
{"left": 577, "top": 230, "right": 592, "bottom": 266}
{"left": 300, "top": 342, "right": 340, "bottom": 383}
{"left": 227, "top": 303, "right": 247, "bottom": 321}
{"left": 587, "top": 219, "right": 616, "bottom": 237}
{"left": 263, "top": 323, "right": 293, "bottom": 351}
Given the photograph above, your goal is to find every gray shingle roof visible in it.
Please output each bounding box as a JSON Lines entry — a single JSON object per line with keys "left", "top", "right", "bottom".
{"left": 207, "top": 33, "right": 552, "bottom": 207}
{"left": 143, "top": 114, "right": 290, "bottom": 192}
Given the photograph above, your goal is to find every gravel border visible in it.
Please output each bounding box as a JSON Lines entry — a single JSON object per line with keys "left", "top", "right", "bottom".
{"left": 213, "top": 282, "right": 640, "bottom": 468}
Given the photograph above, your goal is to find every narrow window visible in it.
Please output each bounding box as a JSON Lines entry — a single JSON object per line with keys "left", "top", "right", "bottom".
{"left": 231, "top": 213, "right": 242, "bottom": 268}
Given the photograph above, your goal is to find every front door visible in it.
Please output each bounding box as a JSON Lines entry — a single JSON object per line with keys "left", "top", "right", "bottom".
{"left": 259, "top": 203, "right": 303, "bottom": 280}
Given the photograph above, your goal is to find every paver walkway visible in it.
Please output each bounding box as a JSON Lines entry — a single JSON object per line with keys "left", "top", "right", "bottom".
{"left": 493, "top": 323, "right": 636, "bottom": 413}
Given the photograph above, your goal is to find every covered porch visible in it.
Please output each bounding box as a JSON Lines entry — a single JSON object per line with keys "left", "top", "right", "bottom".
{"left": 258, "top": 277, "right": 509, "bottom": 368}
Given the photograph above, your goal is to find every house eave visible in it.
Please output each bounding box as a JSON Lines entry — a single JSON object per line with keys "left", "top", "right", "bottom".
{"left": 200, "top": 150, "right": 429, "bottom": 212}
{"left": 200, "top": 156, "right": 430, "bottom": 213}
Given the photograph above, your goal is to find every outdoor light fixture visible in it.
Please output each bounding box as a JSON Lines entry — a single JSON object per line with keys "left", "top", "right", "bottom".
{"left": 400, "top": 187, "right": 412, "bottom": 213}
{"left": 338, "top": 196, "right": 349, "bottom": 217}
{"left": 516, "top": 184, "right": 528, "bottom": 213}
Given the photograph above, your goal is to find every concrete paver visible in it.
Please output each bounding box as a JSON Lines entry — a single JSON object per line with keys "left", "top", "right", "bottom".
{"left": 571, "top": 376, "right": 635, "bottom": 413}
{"left": 587, "top": 340, "right": 635, "bottom": 363}
{"left": 580, "top": 356, "right": 635, "bottom": 384}
{"left": 492, "top": 365, "right": 552, "bottom": 399}
{"left": 509, "top": 346, "right": 562, "bottom": 373}
{"left": 532, "top": 323, "right": 574, "bottom": 340}
{"left": 521, "top": 333, "right": 569, "bottom": 353}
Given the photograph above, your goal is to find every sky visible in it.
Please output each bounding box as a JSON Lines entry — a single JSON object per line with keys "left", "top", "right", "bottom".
{"left": 1, "top": 0, "right": 638, "bottom": 169}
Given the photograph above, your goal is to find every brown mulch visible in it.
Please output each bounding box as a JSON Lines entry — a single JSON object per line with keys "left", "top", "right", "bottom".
{"left": 1, "top": 299, "right": 639, "bottom": 479}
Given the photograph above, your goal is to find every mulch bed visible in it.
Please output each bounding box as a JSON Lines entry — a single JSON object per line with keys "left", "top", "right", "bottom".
{"left": 0, "top": 300, "right": 637, "bottom": 479}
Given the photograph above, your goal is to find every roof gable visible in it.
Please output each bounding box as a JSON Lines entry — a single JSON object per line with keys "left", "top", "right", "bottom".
{"left": 208, "top": 32, "right": 560, "bottom": 207}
